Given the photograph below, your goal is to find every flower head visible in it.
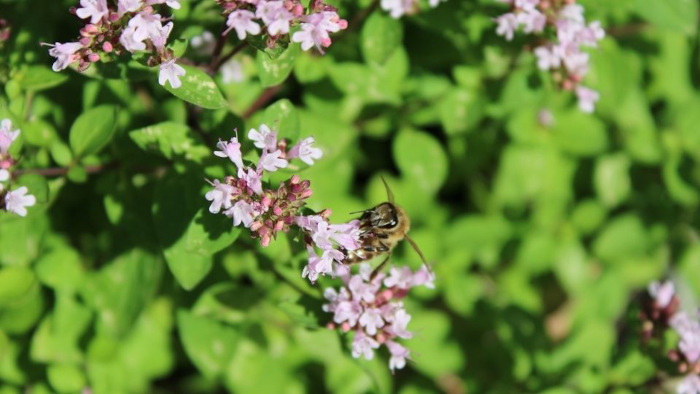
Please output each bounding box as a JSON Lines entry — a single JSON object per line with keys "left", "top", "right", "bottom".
{"left": 76, "top": 0, "right": 110, "bottom": 24}
{"left": 4, "top": 186, "right": 36, "bottom": 217}
{"left": 224, "top": 10, "right": 262, "bottom": 40}
{"left": 214, "top": 136, "right": 244, "bottom": 169}
{"left": 158, "top": 58, "right": 186, "bottom": 89}
{"left": 0, "top": 119, "right": 20, "bottom": 156}
{"left": 288, "top": 137, "right": 323, "bottom": 165}
{"left": 48, "top": 42, "right": 84, "bottom": 71}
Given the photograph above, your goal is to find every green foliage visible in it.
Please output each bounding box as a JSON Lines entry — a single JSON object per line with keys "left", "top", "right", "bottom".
{"left": 0, "top": 0, "right": 698, "bottom": 393}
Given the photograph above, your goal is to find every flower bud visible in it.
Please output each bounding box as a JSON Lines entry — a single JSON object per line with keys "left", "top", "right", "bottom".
{"left": 300, "top": 189, "right": 312, "bottom": 199}
{"left": 290, "top": 174, "right": 300, "bottom": 185}
{"left": 261, "top": 234, "right": 271, "bottom": 247}
{"left": 273, "top": 206, "right": 283, "bottom": 216}
{"left": 250, "top": 221, "right": 263, "bottom": 232}
{"left": 102, "top": 41, "right": 113, "bottom": 53}
{"left": 88, "top": 53, "right": 100, "bottom": 62}
{"left": 340, "top": 322, "right": 351, "bottom": 332}
{"left": 274, "top": 220, "right": 284, "bottom": 231}
{"left": 79, "top": 37, "right": 91, "bottom": 46}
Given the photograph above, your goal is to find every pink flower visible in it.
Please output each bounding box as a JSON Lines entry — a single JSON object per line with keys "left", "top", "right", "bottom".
{"left": 5, "top": 186, "right": 36, "bottom": 217}
{"left": 214, "top": 137, "right": 244, "bottom": 169}
{"left": 259, "top": 149, "right": 288, "bottom": 172}
{"left": 248, "top": 124, "right": 277, "bottom": 152}
{"left": 118, "top": 0, "right": 142, "bottom": 17}
{"left": 648, "top": 280, "right": 675, "bottom": 309}
{"left": 75, "top": 0, "right": 109, "bottom": 24}
{"left": 0, "top": 119, "right": 20, "bottom": 155}
{"left": 380, "top": 0, "right": 414, "bottom": 19}
{"left": 238, "top": 167, "right": 262, "bottom": 195}
{"left": 495, "top": 13, "right": 518, "bottom": 41}
{"left": 411, "top": 264, "right": 435, "bottom": 289}
{"left": 386, "top": 341, "right": 410, "bottom": 372}
{"left": 150, "top": 21, "right": 173, "bottom": 51}
{"left": 224, "top": 10, "right": 261, "bottom": 40}
{"left": 517, "top": 10, "right": 546, "bottom": 34}
{"left": 48, "top": 42, "right": 83, "bottom": 71}
{"left": 227, "top": 200, "right": 259, "bottom": 228}
{"left": 386, "top": 308, "right": 413, "bottom": 339}
{"left": 291, "top": 12, "right": 345, "bottom": 52}
{"left": 158, "top": 59, "right": 186, "bottom": 89}
{"left": 351, "top": 331, "right": 379, "bottom": 360}
{"left": 328, "top": 220, "right": 361, "bottom": 251}
{"left": 359, "top": 307, "right": 385, "bottom": 335}
{"left": 256, "top": 1, "right": 294, "bottom": 36}
{"left": 534, "top": 45, "right": 561, "bottom": 70}
{"left": 147, "top": 0, "right": 180, "bottom": 9}
{"left": 205, "top": 179, "right": 236, "bottom": 214}
{"left": 575, "top": 86, "right": 599, "bottom": 113}
{"left": 678, "top": 374, "right": 700, "bottom": 394}
{"left": 287, "top": 137, "right": 323, "bottom": 165}
{"left": 120, "top": 25, "right": 147, "bottom": 52}
{"left": 348, "top": 272, "right": 380, "bottom": 303}
{"left": 384, "top": 266, "right": 414, "bottom": 289}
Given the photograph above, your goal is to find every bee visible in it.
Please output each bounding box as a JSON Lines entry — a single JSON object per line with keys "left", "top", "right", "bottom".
{"left": 346, "top": 177, "right": 428, "bottom": 274}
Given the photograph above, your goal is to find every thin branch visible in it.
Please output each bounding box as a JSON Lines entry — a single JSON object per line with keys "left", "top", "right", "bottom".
{"left": 12, "top": 162, "right": 118, "bottom": 178}
{"left": 212, "top": 41, "right": 249, "bottom": 72}
{"left": 208, "top": 20, "right": 231, "bottom": 73}
{"left": 242, "top": 85, "right": 282, "bottom": 120}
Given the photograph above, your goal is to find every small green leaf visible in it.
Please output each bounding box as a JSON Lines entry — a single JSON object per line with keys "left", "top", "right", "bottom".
{"left": 129, "top": 122, "right": 210, "bottom": 163}
{"left": 552, "top": 110, "right": 609, "bottom": 157}
{"left": 634, "top": 0, "right": 698, "bottom": 36}
{"left": 15, "top": 65, "right": 68, "bottom": 92}
{"left": 163, "top": 65, "right": 227, "bottom": 109}
{"left": 594, "top": 154, "right": 631, "bottom": 208}
{"left": 439, "top": 87, "right": 483, "bottom": 135}
{"left": 177, "top": 310, "right": 239, "bottom": 379}
{"left": 47, "top": 363, "right": 87, "bottom": 393}
{"left": 256, "top": 44, "right": 300, "bottom": 87}
{"left": 69, "top": 105, "right": 117, "bottom": 158}
{"left": 0, "top": 267, "right": 36, "bottom": 306}
{"left": 361, "top": 13, "right": 403, "bottom": 65}
{"left": 393, "top": 129, "right": 448, "bottom": 194}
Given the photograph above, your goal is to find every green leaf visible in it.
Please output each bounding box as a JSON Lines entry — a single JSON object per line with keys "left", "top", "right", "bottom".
{"left": 256, "top": 43, "right": 300, "bottom": 87}
{"left": 261, "top": 99, "right": 300, "bottom": 143}
{"left": 47, "top": 364, "right": 87, "bottom": 393}
{"left": 153, "top": 170, "right": 241, "bottom": 290}
{"left": 593, "top": 215, "right": 650, "bottom": 264}
{"left": 0, "top": 267, "right": 36, "bottom": 306}
{"left": 393, "top": 129, "right": 448, "bottom": 194}
{"left": 594, "top": 154, "right": 631, "bottom": 208}
{"left": 129, "top": 122, "right": 210, "bottom": 163}
{"left": 177, "top": 310, "right": 239, "bottom": 379}
{"left": 551, "top": 110, "right": 609, "bottom": 157}
{"left": 14, "top": 65, "right": 68, "bottom": 92}
{"left": 361, "top": 13, "right": 403, "bottom": 65}
{"left": 69, "top": 105, "right": 117, "bottom": 158}
{"left": 634, "top": 0, "right": 698, "bottom": 36}
{"left": 163, "top": 65, "right": 227, "bottom": 109}
{"left": 439, "top": 87, "right": 483, "bottom": 135}
{"left": 34, "top": 247, "right": 85, "bottom": 293}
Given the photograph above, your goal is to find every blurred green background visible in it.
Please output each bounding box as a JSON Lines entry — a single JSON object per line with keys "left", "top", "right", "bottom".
{"left": 0, "top": 0, "right": 699, "bottom": 392}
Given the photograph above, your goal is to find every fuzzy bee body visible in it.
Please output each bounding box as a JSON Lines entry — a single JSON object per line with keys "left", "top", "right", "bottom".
{"left": 344, "top": 179, "right": 427, "bottom": 271}
{"left": 346, "top": 202, "right": 411, "bottom": 264}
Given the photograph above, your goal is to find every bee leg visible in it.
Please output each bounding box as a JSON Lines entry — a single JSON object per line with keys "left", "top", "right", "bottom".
{"left": 370, "top": 254, "right": 392, "bottom": 281}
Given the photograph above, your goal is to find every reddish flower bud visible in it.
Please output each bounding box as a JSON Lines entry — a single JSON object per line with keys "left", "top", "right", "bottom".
{"left": 102, "top": 41, "right": 113, "bottom": 53}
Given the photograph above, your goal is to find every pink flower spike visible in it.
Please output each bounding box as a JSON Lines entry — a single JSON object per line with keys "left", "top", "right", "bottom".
{"left": 158, "top": 59, "right": 186, "bottom": 89}
{"left": 76, "top": 0, "right": 109, "bottom": 24}
{"left": 287, "top": 137, "right": 323, "bottom": 165}
{"left": 224, "top": 10, "right": 261, "bottom": 40}
{"left": 5, "top": 186, "right": 36, "bottom": 217}
{"left": 0, "top": 119, "right": 20, "bottom": 155}
{"left": 214, "top": 137, "right": 244, "bottom": 169}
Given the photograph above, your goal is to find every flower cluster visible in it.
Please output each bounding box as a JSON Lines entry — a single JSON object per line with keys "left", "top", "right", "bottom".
{"left": 0, "top": 120, "right": 36, "bottom": 217}
{"left": 217, "top": 0, "right": 347, "bottom": 53}
{"left": 323, "top": 263, "right": 434, "bottom": 372}
{"left": 295, "top": 212, "right": 362, "bottom": 283}
{"left": 379, "top": 0, "right": 448, "bottom": 19}
{"left": 642, "top": 281, "right": 700, "bottom": 393}
{"left": 205, "top": 124, "right": 322, "bottom": 246}
{"left": 47, "top": 0, "right": 185, "bottom": 88}
{"left": 494, "top": 0, "right": 605, "bottom": 113}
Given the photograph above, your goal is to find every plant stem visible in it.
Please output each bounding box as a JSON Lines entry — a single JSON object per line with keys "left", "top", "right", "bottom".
{"left": 242, "top": 85, "right": 282, "bottom": 120}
